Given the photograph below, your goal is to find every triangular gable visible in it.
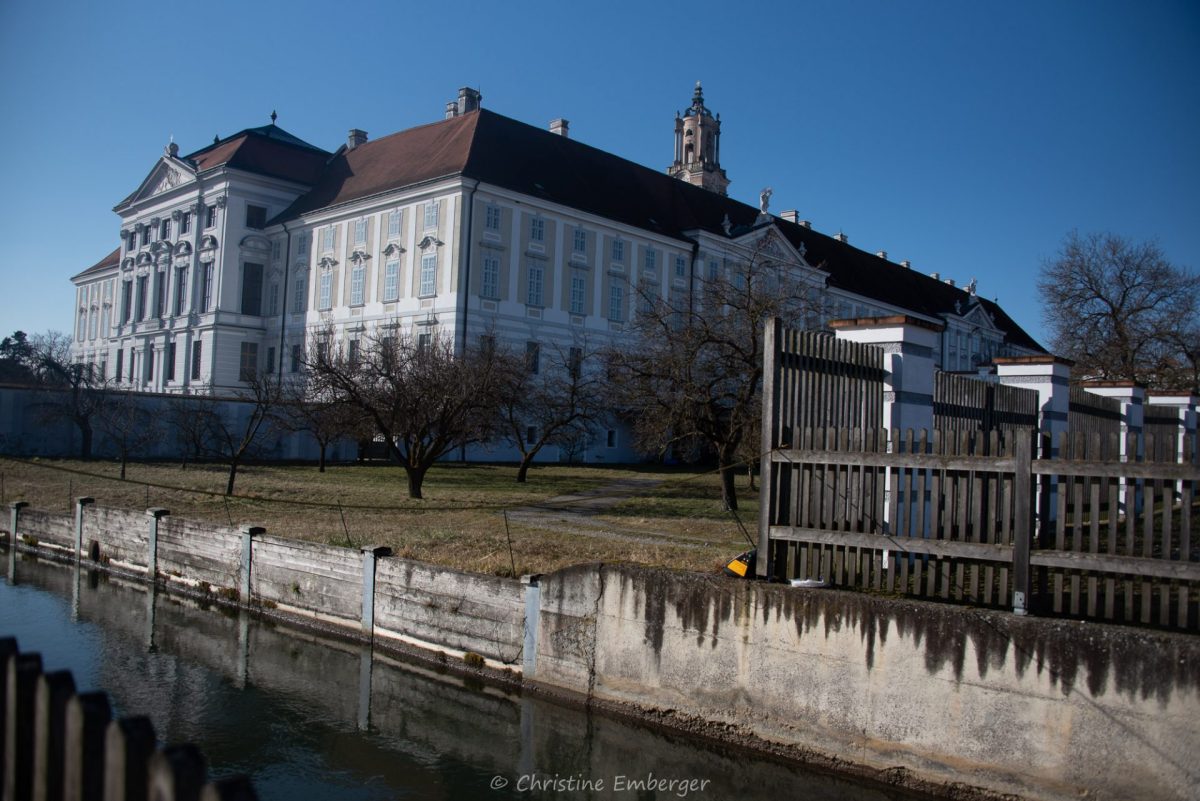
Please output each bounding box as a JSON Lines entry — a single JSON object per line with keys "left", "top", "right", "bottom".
{"left": 960, "top": 300, "right": 1001, "bottom": 332}
{"left": 728, "top": 223, "right": 814, "bottom": 270}
{"left": 118, "top": 156, "right": 197, "bottom": 209}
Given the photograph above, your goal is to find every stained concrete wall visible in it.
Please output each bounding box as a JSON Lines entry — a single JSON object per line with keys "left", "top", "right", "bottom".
{"left": 532, "top": 564, "right": 1200, "bottom": 801}
{"left": 373, "top": 559, "right": 524, "bottom": 664}
{"left": 7, "top": 505, "right": 1199, "bottom": 800}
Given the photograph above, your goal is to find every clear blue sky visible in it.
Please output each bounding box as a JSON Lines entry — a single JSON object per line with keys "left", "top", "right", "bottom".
{"left": 2, "top": 0, "right": 1197, "bottom": 350}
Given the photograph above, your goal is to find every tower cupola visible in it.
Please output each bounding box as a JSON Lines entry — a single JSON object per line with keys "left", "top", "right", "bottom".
{"left": 668, "top": 82, "right": 729, "bottom": 195}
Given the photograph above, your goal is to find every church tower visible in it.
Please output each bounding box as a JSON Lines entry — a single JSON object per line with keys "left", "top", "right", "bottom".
{"left": 668, "top": 82, "right": 729, "bottom": 195}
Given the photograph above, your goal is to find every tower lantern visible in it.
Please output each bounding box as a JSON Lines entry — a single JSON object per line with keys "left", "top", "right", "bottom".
{"left": 668, "top": 82, "right": 729, "bottom": 195}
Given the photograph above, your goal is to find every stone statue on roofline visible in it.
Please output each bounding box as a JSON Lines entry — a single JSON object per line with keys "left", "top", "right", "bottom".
{"left": 759, "top": 187, "right": 772, "bottom": 215}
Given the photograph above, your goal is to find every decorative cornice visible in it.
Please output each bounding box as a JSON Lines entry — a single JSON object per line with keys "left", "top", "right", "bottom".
{"left": 318, "top": 256, "right": 339, "bottom": 272}
{"left": 349, "top": 249, "right": 371, "bottom": 264}
{"left": 417, "top": 235, "right": 442, "bottom": 250}
{"left": 382, "top": 243, "right": 405, "bottom": 257}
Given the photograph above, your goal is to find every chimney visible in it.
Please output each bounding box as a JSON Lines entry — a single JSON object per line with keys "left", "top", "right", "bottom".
{"left": 549, "top": 118, "right": 570, "bottom": 137}
{"left": 930, "top": 272, "right": 940, "bottom": 281}
{"left": 457, "top": 87, "right": 482, "bottom": 115}
{"left": 835, "top": 231, "right": 848, "bottom": 243}
{"left": 347, "top": 129, "right": 368, "bottom": 150}
{"left": 798, "top": 220, "right": 811, "bottom": 229}
{"left": 945, "top": 278, "right": 956, "bottom": 287}
{"left": 900, "top": 260, "right": 911, "bottom": 269}
{"left": 780, "top": 210, "right": 799, "bottom": 223}
{"left": 445, "top": 102, "right": 458, "bottom": 119}
{"left": 876, "top": 250, "right": 887, "bottom": 259}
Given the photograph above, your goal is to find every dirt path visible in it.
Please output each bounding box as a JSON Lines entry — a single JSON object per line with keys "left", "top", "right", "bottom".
{"left": 505, "top": 476, "right": 714, "bottom": 548}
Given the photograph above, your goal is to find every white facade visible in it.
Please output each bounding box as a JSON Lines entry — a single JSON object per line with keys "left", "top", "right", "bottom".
{"left": 71, "top": 88, "right": 1042, "bottom": 462}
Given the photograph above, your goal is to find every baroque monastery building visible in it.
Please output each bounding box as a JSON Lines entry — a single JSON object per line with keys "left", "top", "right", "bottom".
{"left": 71, "top": 84, "right": 1043, "bottom": 456}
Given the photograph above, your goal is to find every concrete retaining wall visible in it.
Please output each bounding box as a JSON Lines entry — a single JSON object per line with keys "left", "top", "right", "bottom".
{"left": 6, "top": 504, "right": 1198, "bottom": 801}
{"left": 530, "top": 564, "right": 1200, "bottom": 801}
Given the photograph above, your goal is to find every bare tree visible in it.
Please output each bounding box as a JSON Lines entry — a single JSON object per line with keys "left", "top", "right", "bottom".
{"left": 200, "top": 374, "right": 281, "bottom": 496}
{"left": 496, "top": 340, "right": 603, "bottom": 483}
{"left": 1038, "top": 232, "right": 1199, "bottom": 388}
{"left": 606, "top": 235, "right": 821, "bottom": 511}
{"left": 28, "top": 331, "right": 109, "bottom": 460}
{"left": 277, "top": 378, "right": 367, "bottom": 472}
{"left": 96, "top": 390, "right": 161, "bottom": 480}
{"left": 165, "top": 393, "right": 212, "bottom": 470}
{"left": 308, "top": 328, "right": 506, "bottom": 499}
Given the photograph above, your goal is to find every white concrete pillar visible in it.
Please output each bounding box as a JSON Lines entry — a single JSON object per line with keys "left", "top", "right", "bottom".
{"left": 1145, "top": 391, "right": 1197, "bottom": 461}
{"left": 1079, "top": 381, "right": 1145, "bottom": 461}
{"left": 73, "top": 497, "right": 94, "bottom": 562}
{"left": 830, "top": 315, "right": 942, "bottom": 435}
{"left": 993, "top": 356, "right": 1073, "bottom": 453}
{"left": 146, "top": 508, "right": 170, "bottom": 581}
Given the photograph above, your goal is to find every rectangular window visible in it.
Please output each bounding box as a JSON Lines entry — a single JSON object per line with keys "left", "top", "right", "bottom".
{"left": 201, "top": 264, "right": 213, "bottom": 311}
{"left": 191, "top": 341, "right": 202, "bottom": 380}
{"left": 644, "top": 248, "right": 657, "bottom": 272}
{"left": 387, "top": 210, "right": 401, "bottom": 238}
{"left": 145, "top": 347, "right": 155, "bottom": 383}
{"left": 525, "top": 341, "right": 540, "bottom": 375}
{"left": 127, "top": 347, "right": 135, "bottom": 382}
{"left": 140, "top": 228, "right": 151, "bottom": 247}
{"left": 116, "top": 349, "right": 123, "bottom": 382}
{"left": 606, "top": 429, "right": 617, "bottom": 448}
{"left": 204, "top": 205, "right": 217, "bottom": 229}
{"left": 271, "top": 240, "right": 281, "bottom": 261}
{"left": 479, "top": 334, "right": 495, "bottom": 358}
{"left": 155, "top": 271, "right": 167, "bottom": 317}
{"left": 239, "top": 342, "right": 258, "bottom": 382}
{"left": 347, "top": 339, "right": 360, "bottom": 365}
{"left": 573, "top": 228, "right": 587, "bottom": 253}
{"left": 241, "top": 262, "right": 264, "bottom": 315}
{"left": 88, "top": 308, "right": 98, "bottom": 339}
{"left": 266, "top": 346, "right": 276, "bottom": 374}
{"left": 611, "top": 240, "right": 624, "bottom": 262}
{"left": 383, "top": 259, "right": 400, "bottom": 301}
{"left": 569, "top": 346, "right": 582, "bottom": 379}
{"left": 526, "top": 263, "right": 544, "bottom": 306}
{"left": 707, "top": 260, "right": 719, "bottom": 281}
{"left": 296, "top": 232, "right": 308, "bottom": 254}
{"left": 290, "top": 344, "right": 301, "bottom": 373}
{"left": 420, "top": 253, "right": 437, "bottom": 296}
{"left": 322, "top": 226, "right": 335, "bottom": 251}
{"left": 166, "top": 342, "right": 176, "bottom": 382}
{"left": 608, "top": 284, "right": 624, "bottom": 322}
{"left": 353, "top": 218, "right": 366, "bottom": 245}
{"left": 530, "top": 217, "right": 544, "bottom": 242}
{"left": 423, "top": 200, "right": 438, "bottom": 230}
{"left": 350, "top": 264, "right": 365, "bottom": 306}
{"left": 179, "top": 212, "right": 191, "bottom": 235}
{"left": 570, "top": 272, "right": 586, "bottom": 314}
{"left": 319, "top": 271, "right": 333, "bottom": 310}
{"left": 100, "top": 304, "right": 110, "bottom": 337}
{"left": 246, "top": 205, "right": 267, "bottom": 230}
{"left": 121, "top": 281, "right": 133, "bottom": 323}
{"left": 675, "top": 255, "right": 687, "bottom": 278}
{"left": 417, "top": 333, "right": 431, "bottom": 353}
{"left": 293, "top": 276, "right": 307, "bottom": 313}
{"left": 267, "top": 282, "right": 279, "bottom": 316}
{"left": 173, "top": 267, "right": 188, "bottom": 316}
{"left": 481, "top": 256, "right": 499, "bottom": 299}
{"left": 135, "top": 276, "right": 147, "bottom": 319}
{"left": 160, "top": 219, "right": 171, "bottom": 240}
{"left": 485, "top": 204, "right": 501, "bottom": 231}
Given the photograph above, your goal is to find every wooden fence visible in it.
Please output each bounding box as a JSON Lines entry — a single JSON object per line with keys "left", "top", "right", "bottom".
{"left": 1, "top": 638, "right": 256, "bottom": 800}
{"left": 933, "top": 372, "right": 1038, "bottom": 433}
{"left": 1068, "top": 384, "right": 1123, "bottom": 444}
{"left": 759, "top": 426, "right": 1200, "bottom": 629}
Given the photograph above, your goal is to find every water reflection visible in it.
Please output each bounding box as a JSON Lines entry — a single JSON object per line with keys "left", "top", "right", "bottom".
{"left": 2, "top": 550, "right": 929, "bottom": 801}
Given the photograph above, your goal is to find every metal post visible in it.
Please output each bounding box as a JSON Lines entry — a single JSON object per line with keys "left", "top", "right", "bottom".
{"left": 522, "top": 574, "right": 542, "bottom": 678}
{"left": 1012, "top": 433, "right": 1033, "bottom": 615}
{"left": 8, "top": 501, "right": 28, "bottom": 548}
{"left": 145, "top": 509, "right": 169, "bottom": 582}
{"left": 239, "top": 526, "right": 264, "bottom": 603}
{"left": 73, "top": 497, "right": 94, "bottom": 563}
{"left": 360, "top": 546, "right": 392, "bottom": 637}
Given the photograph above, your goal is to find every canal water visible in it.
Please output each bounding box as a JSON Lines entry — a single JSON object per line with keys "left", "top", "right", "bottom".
{"left": 2, "top": 550, "right": 930, "bottom": 801}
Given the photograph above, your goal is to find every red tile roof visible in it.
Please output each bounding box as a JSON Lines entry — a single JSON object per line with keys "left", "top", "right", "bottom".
{"left": 71, "top": 246, "right": 121, "bottom": 281}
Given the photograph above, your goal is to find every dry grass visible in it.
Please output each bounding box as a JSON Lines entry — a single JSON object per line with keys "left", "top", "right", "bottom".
{"left": 0, "top": 457, "right": 756, "bottom": 576}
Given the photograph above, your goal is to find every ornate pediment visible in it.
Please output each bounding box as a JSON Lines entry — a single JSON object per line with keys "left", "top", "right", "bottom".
{"left": 318, "top": 256, "right": 339, "bottom": 272}
{"left": 382, "top": 243, "right": 405, "bottom": 258}
{"left": 199, "top": 235, "right": 219, "bottom": 253}
{"left": 240, "top": 234, "right": 272, "bottom": 252}
{"left": 418, "top": 235, "right": 442, "bottom": 250}
{"left": 150, "top": 240, "right": 173, "bottom": 256}
{"left": 123, "top": 157, "right": 198, "bottom": 207}
{"left": 349, "top": 249, "right": 371, "bottom": 264}
{"left": 121, "top": 258, "right": 135, "bottom": 272}
{"left": 135, "top": 252, "right": 154, "bottom": 267}
{"left": 174, "top": 241, "right": 192, "bottom": 257}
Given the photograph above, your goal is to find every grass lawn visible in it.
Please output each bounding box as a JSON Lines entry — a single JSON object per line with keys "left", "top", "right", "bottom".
{"left": 0, "top": 456, "right": 758, "bottom": 576}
